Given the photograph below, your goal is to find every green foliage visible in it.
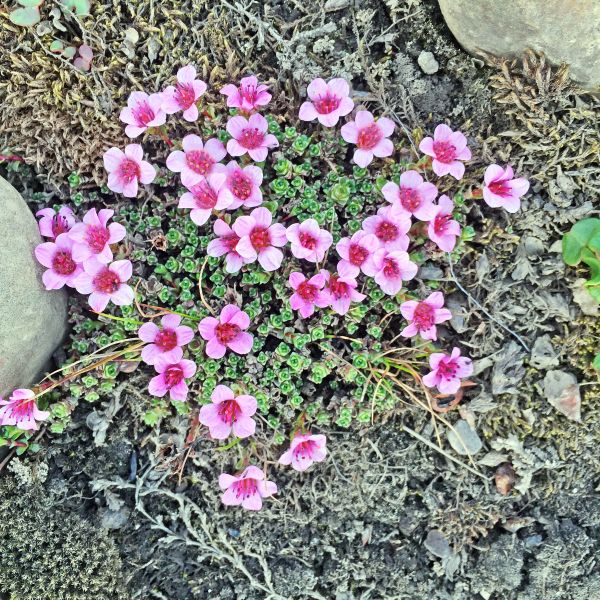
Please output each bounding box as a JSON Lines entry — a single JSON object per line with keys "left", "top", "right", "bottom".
{"left": 26, "top": 110, "right": 472, "bottom": 448}
{"left": 562, "top": 218, "right": 600, "bottom": 303}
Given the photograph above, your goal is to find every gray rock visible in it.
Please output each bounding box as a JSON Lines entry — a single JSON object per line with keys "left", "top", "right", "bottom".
{"left": 417, "top": 51, "right": 439, "bottom": 75}
{"left": 447, "top": 419, "right": 483, "bottom": 456}
{"left": 424, "top": 529, "right": 452, "bottom": 558}
{"left": 437, "top": 0, "right": 600, "bottom": 90}
{"left": 0, "top": 176, "right": 68, "bottom": 397}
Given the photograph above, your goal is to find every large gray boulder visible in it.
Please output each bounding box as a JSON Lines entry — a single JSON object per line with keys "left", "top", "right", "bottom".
{"left": 0, "top": 176, "right": 68, "bottom": 397}
{"left": 437, "top": 0, "right": 600, "bottom": 91}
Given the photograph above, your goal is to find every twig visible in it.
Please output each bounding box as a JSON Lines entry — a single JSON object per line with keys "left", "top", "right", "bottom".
{"left": 447, "top": 253, "right": 531, "bottom": 352}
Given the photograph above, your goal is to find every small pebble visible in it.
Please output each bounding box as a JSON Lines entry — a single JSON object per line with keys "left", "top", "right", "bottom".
{"left": 418, "top": 51, "right": 439, "bottom": 75}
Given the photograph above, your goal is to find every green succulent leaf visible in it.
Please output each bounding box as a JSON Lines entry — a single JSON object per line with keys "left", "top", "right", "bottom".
{"left": 593, "top": 354, "right": 600, "bottom": 372}
{"left": 581, "top": 249, "right": 600, "bottom": 285}
{"left": 17, "top": 0, "right": 43, "bottom": 7}
{"left": 9, "top": 6, "right": 41, "bottom": 26}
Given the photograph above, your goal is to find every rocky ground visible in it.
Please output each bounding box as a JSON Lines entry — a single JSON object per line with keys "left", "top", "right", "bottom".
{"left": 1, "top": 1, "right": 599, "bottom": 599}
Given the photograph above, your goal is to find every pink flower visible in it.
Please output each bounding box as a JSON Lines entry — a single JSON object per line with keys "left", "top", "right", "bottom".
{"left": 199, "top": 384, "right": 257, "bottom": 440}
{"left": 148, "top": 356, "right": 197, "bottom": 402}
{"left": 232, "top": 207, "right": 287, "bottom": 272}
{"left": 198, "top": 305, "right": 254, "bottom": 359}
{"left": 483, "top": 164, "right": 530, "bottom": 213}
{"left": 340, "top": 110, "right": 395, "bottom": 167}
{"left": 220, "top": 76, "right": 272, "bottom": 113}
{"left": 382, "top": 170, "right": 438, "bottom": 221}
{"left": 362, "top": 205, "right": 411, "bottom": 251}
{"left": 34, "top": 233, "right": 83, "bottom": 290}
{"left": 288, "top": 272, "right": 330, "bottom": 318}
{"left": 371, "top": 250, "right": 418, "bottom": 295}
{"left": 400, "top": 292, "right": 452, "bottom": 341}
{"left": 422, "top": 347, "right": 473, "bottom": 395}
{"left": 226, "top": 113, "right": 279, "bottom": 162}
{"left": 298, "top": 78, "right": 354, "bottom": 127}
{"left": 162, "top": 65, "right": 207, "bottom": 122}
{"left": 103, "top": 144, "right": 156, "bottom": 198}
{"left": 178, "top": 172, "right": 232, "bottom": 226}
{"left": 68, "top": 208, "right": 127, "bottom": 264}
{"left": 286, "top": 219, "right": 333, "bottom": 263}
{"left": 36, "top": 206, "right": 76, "bottom": 239}
{"left": 279, "top": 433, "right": 327, "bottom": 471}
{"left": 74, "top": 259, "right": 134, "bottom": 313}
{"left": 119, "top": 91, "right": 166, "bottom": 138}
{"left": 166, "top": 135, "right": 227, "bottom": 188}
{"left": 419, "top": 124, "right": 471, "bottom": 180}
{"left": 427, "top": 195, "right": 461, "bottom": 252}
{"left": 207, "top": 218, "right": 251, "bottom": 274}
{"left": 138, "top": 313, "right": 195, "bottom": 365}
{"left": 0, "top": 389, "right": 49, "bottom": 431}
{"left": 223, "top": 161, "right": 263, "bottom": 209}
{"left": 219, "top": 465, "right": 277, "bottom": 511}
{"left": 322, "top": 270, "right": 365, "bottom": 316}
{"left": 336, "top": 230, "right": 381, "bottom": 278}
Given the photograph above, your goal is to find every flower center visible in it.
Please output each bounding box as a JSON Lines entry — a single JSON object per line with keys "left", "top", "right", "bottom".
{"left": 190, "top": 181, "right": 218, "bottom": 209}
{"left": 175, "top": 83, "right": 196, "bottom": 109}
{"left": 383, "top": 257, "right": 399, "bottom": 278}
{"left": 432, "top": 141, "right": 456, "bottom": 164}
{"left": 239, "top": 127, "right": 265, "bottom": 150}
{"left": 133, "top": 101, "right": 156, "bottom": 126}
{"left": 294, "top": 439, "right": 317, "bottom": 460}
{"left": 299, "top": 232, "right": 317, "bottom": 250}
{"left": 314, "top": 93, "right": 341, "bottom": 115}
{"left": 52, "top": 250, "right": 77, "bottom": 276}
{"left": 5, "top": 398, "right": 34, "bottom": 421}
{"left": 488, "top": 181, "right": 512, "bottom": 197}
{"left": 240, "top": 84, "right": 258, "bottom": 104}
{"left": 357, "top": 123, "right": 383, "bottom": 150}
{"left": 250, "top": 227, "right": 271, "bottom": 250}
{"left": 413, "top": 302, "right": 435, "bottom": 331}
{"left": 119, "top": 158, "right": 141, "bottom": 183}
{"left": 93, "top": 268, "right": 121, "bottom": 294}
{"left": 223, "top": 234, "right": 240, "bottom": 252}
{"left": 215, "top": 323, "right": 241, "bottom": 344}
{"left": 437, "top": 360, "right": 458, "bottom": 380}
{"left": 164, "top": 365, "right": 184, "bottom": 388}
{"left": 400, "top": 187, "right": 422, "bottom": 212}
{"left": 86, "top": 225, "right": 110, "bottom": 254}
{"left": 433, "top": 213, "right": 451, "bottom": 235}
{"left": 348, "top": 243, "right": 368, "bottom": 266}
{"left": 52, "top": 214, "right": 70, "bottom": 237}
{"left": 186, "top": 150, "right": 214, "bottom": 175}
{"left": 233, "top": 477, "right": 258, "bottom": 500}
{"left": 155, "top": 329, "right": 178, "bottom": 352}
{"left": 328, "top": 275, "right": 349, "bottom": 299}
{"left": 217, "top": 399, "right": 242, "bottom": 425}
{"left": 230, "top": 171, "right": 252, "bottom": 200}
{"left": 297, "top": 281, "right": 318, "bottom": 302}
{"left": 375, "top": 220, "right": 398, "bottom": 242}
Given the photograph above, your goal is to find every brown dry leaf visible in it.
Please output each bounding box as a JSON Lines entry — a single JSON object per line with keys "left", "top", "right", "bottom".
{"left": 543, "top": 370, "right": 582, "bottom": 422}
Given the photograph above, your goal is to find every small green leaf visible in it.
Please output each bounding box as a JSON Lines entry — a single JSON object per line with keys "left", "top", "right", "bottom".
{"left": 61, "top": 0, "right": 91, "bottom": 15}
{"left": 63, "top": 46, "right": 77, "bottom": 59}
{"left": 588, "top": 286, "right": 600, "bottom": 303}
{"left": 581, "top": 250, "right": 600, "bottom": 285}
{"left": 593, "top": 354, "right": 600, "bottom": 372}
{"left": 9, "top": 6, "right": 41, "bottom": 26}
{"left": 562, "top": 218, "right": 600, "bottom": 266}
{"left": 17, "top": 0, "right": 43, "bottom": 7}
{"left": 49, "top": 40, "right": 64, "bottom": 53}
